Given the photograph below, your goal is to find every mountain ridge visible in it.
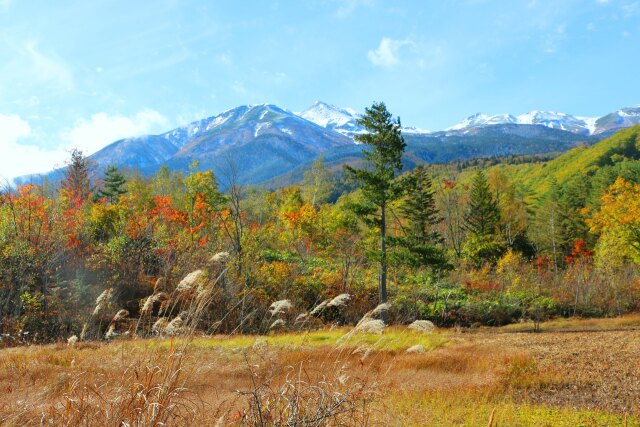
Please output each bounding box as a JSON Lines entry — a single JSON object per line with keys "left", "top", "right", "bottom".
{"left": 444, "top": 107, "right": 640, "bottom": 136}
{"left": 15, "top": 101, "right": 640, "bottom": 188}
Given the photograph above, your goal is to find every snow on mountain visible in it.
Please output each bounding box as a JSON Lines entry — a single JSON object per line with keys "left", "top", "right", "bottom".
{"left": 446, "top": 113, "right": 518, "bottom": 131}
{"left": 401, "top": 126, "right": 431, "bottom": 134}
{"left": 300, "top": 102, "right": 640, "bottom": 138}
{"left": 577, "top": 116, "right": 598, "bottom": 135}
{"left": 18, "top": 101, "right": 640, "bottom": 188}
{"left": 296, "top": 101, "right": 363, "bottom": 135}
{"left": 594, "top": 107, "right": 640, "bottom": 135}
{"left": 298, "top": 101, "right": 432, "bottom": 136}
{"left": 516, "top": 110, "right": 594, "bottom": 134}
{"left": 297, "top": 101, "right": 358, "bottom": 127}
{"left": 447, "top": 110, "right": 600, "bottom": 135}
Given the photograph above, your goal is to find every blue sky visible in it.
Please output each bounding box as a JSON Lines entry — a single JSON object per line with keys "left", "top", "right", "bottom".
{"left": 0, "top": 0, "right": 639, "bottom": 179}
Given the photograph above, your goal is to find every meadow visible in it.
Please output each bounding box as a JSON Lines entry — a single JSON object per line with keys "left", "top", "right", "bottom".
{"left": 1, "top": 317, "right": 638, "bottom": 426}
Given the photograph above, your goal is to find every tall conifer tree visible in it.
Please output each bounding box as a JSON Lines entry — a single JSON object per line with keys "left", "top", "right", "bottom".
{"left": 464, "top": 170, "right": 500, "bottom": 237}
{"left": 396, "top": 165, "right": 448, "bottom": 271}
{"left": 344, "top": 102, "right": 406, "bottom": 306}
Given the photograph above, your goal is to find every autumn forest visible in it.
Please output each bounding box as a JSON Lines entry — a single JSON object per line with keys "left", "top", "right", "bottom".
{"left": 2, "top": 104, "right": 640, "bottom": 344}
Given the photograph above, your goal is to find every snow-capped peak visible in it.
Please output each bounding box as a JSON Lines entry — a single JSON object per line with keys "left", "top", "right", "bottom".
{"left": 616, "top": 106, "right": 640, "bottom": 117}
{"left": 446, "top": 113, "right": 518, "bottom": 131}
{"left": 297, "top": 101, "right": 358, "bottom": 127}
{"left": 446, "top": 110, "right": 599, "bottom": 135}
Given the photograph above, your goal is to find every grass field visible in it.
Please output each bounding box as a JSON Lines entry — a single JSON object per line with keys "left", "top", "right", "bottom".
{"left": 0, "top": 317, "right": 639, "bottom": 426}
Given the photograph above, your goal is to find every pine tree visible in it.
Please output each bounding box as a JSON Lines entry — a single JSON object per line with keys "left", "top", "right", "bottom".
{"left": 396, "top": 166, "right": 448, "bottom": 271}
{"left": 98, "top": 165, "right": 127, "bottom": 203}
{"left": 464, "top": 170, "right": 500, "bottom": 237}
{"left": 462, "top": 170, "right": 504, "bottom": 265}
{"left": 344, "top": 101, "right": 406, "bottom": 306}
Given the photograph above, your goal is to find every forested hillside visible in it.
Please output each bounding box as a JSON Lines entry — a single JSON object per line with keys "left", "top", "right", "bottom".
{"left": 1, "top": 125, "right": 640, "bottom": 343}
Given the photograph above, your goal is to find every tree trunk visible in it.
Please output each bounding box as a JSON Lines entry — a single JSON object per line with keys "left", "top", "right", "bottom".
{"left": 380, "top": 202, "right": 388, "bottom": 323}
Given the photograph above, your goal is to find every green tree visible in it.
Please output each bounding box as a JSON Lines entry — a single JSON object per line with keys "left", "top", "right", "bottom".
{"left": 532, "top": 177, "right": 565, "bottom": 274}
{"left": 558, "top": 175, "right": 591, "bottom": 246}
{"left": 395, "top": 166, "right": 448, "bottom": 272}
{"left": 98, "top": 165, "right": 127, "bottom": 203}
{"left": 464, "top": 171, "right": 500, "bottom": 237}
{"left": 463, "top": 171, "right": 503, "bottom": 265}
{"left": 344, "top": 102, "right": 406, "bottom": 307}
{"left": 488, "top": 169, "right": 528, "bottom": 247}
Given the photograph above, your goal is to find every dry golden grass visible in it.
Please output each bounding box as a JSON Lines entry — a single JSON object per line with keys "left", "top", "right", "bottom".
{"left": 500, "top": 313, "right": 640, "bottom": 333}
{"left": 1, "top": 317, "right": 639, "bottom": 426}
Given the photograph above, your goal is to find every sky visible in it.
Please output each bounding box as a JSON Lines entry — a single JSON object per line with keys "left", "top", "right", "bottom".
{"left": 1, "top": 0, "right": 639, "bottom": 179}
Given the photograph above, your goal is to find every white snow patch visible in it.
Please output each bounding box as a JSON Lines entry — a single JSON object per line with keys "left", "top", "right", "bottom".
{"left": 402, "top": 126, "right": 431, "bottom": 134}
{"left": 578, "top": 116, "right": 598, "bottom": 135}
{"left": 297, "top": 101, "right": 360, "bottom": 129}
{"left": 254, "top": 122, "right": 270, "bottom": 137}
{"left": 447, "top": 110, "right": 600, "bottom": 135}
{"left": 446, "top": 113, "right": 517, "bottom": 131}
{"left": 206, "top": 113, "right": 231, "bottom": 130}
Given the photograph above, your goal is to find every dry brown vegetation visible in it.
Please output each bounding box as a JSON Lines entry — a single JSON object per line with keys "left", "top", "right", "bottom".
{"left": 0, "top": 318, "right": 639, "bottom": 426}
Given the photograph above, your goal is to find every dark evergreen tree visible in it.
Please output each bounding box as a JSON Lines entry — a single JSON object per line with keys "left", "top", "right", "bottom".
{"left": 464, "top": 170, "right": 500, "bottom": 237}
{"left": 558, "top": 175, "right": 591, "bottom": 246}
{"left": 461, "top": 170, "right": 505, "bottom": 266}
{"left": 344, "top": 102, "right": 406, "bottom": 307}
{"left": 401, "top": 166, "right": 441, "bottom": 243}
{"left": 98, "top": 165, "right": 127, "bottom": 203}
{"left": 395, "top": 166, "right": 449, "bottom": 272}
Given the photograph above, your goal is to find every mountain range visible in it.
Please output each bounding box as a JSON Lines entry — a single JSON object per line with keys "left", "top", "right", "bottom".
{"left": 298, "top": 101, "right": 640, "bottom": 137}
{"left": 445, "top": 107, "right": 640, "bottom": 136}
{"left": 17, "top": 101, "right": 640, "bottom": 187}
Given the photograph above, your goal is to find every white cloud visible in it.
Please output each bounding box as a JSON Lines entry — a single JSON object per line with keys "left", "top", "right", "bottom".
{"left": 0, "top": 114, "right": 67, "bottom": 181}
{"left": 0, "top": 110, "right": 170, "bottom": 181}
{"left": 62, "top": 110, "right": 169, "bottom": 156}
{"left": 0, "top": 114, "right": 30, "bottom": 143}
{"left": 367, "top": 37, "right": 414, "bottom": 67}
{"left": 596, "top": 0, "right": 611, "bottom": 4}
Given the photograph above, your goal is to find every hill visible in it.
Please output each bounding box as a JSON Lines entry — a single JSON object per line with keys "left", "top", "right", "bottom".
{"left": 486, "top": 125, "right": 640, "bottom": 196}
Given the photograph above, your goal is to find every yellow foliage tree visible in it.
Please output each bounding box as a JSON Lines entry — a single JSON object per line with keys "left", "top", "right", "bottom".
{"left": 588, "top": 178, "right": 640, "bottom": 266}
